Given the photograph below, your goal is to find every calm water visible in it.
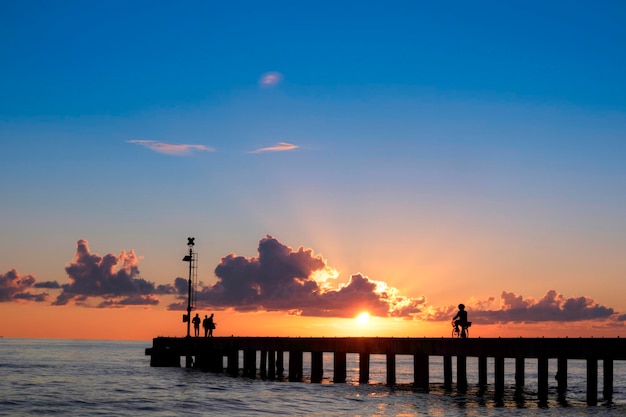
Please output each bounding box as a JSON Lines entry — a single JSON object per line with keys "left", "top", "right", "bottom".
{"left": 1, "top": 338, "right": 625, "bottom": 416}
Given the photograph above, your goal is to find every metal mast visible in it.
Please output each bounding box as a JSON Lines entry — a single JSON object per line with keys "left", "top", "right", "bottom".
{"left": 182, "top": 237, "right": 197, "bottom": 337}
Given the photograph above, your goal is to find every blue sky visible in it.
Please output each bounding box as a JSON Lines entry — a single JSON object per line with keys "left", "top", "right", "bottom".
{"left": 1, "top": 0, "right": 626, "bottom": 337}
{"left": 2, "top": 1, "right": 625, "bottom": 117}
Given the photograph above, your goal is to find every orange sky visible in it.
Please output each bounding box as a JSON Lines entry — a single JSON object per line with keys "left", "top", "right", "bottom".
{"left": 2, "top": 301, "right": 623, "bottom": 341}
{"left": 2, "top": 235, "right": 626, "bottom": 340}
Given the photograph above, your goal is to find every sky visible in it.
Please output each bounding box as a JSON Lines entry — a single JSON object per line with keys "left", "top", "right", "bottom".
{"left": 1, "top": 0, "right": 626, "bottom": 340}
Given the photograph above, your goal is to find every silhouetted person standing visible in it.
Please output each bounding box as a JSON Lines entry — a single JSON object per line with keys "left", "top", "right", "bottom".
{"left": 202, "top": 315, "right": 210, "bottom": 337}
{"left": 192, "top": 313, "right": 201, "bottom": 337}
{"left": 207, "top": 313, "right": 215, "bottom": 337}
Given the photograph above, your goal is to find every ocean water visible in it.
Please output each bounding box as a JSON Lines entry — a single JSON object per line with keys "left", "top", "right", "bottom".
{"left": 1, "top": 338, "right": 625, "bottom": 416}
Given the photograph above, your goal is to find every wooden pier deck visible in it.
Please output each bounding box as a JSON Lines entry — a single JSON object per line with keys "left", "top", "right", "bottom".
{"left": 146, "top": 336, "right": 626, "bottom": 405}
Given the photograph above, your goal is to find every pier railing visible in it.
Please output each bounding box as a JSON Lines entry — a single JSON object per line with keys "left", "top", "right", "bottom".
{"left": 146, "top": 336, "right": 626, "bottom": 405}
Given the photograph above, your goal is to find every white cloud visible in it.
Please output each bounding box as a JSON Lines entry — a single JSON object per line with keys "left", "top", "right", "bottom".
{"left": 250, "top": 142, "right": 299, "bottom": 154}
{"left": 259, "top": 72, "right": 283, "bottom": 87}
{"left": 128, "top": 140, "right": 215, "bottom": 155}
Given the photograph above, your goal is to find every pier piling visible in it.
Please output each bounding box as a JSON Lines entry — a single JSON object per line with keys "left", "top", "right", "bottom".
{"left": 457, "top": 356, "right": 467, "bottom": 391}
{"left": 260, "top": 350, "right": 267, "bottom": 379}
{"left": 478, "top": 356, "right": 487, "bottom": 389}
{"left": 413, "top": 353, "right": 429, "bottom": 391}
{"left": 386, "top": 353, "right": 396, "bottom": 386}
{"left": 443, "top": 355, "right": 452, "bottom": 389}
{"left": 311, "top": 351, "right": 323, "bottom": 383}
{"left": 587, "top": 358, "right": 598, "bottom": 406}
{"left": 359, "top": 351, "right": 370, "bottom": 383}
{"left": 604, "top": 358, "right": 614, "bottom": 402}
{"left": 538, "top": 356, "right": 549, "bottom": 402}
{"left": 289, "top": 350, "right": 303, "bottom": 381}
{"left": 333, "top": 351, "right": 346, "bottom": 383}
{"left": 557, "top": 356, "right": 568, "bottom": 395}
{"left": 515, "top": 357, "right": 524, "bottom": 389}
{"left": 494, "top": 356, "right": 505, "bottom": 398}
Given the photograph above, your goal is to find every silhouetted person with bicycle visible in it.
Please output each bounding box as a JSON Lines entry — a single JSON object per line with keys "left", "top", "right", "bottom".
{"left": 202, "top": 313, "right": 216, "bottom": 337}
{"left": 207, "top": 313, "right": 215, "bottom": 337}
{"left": 453, "top": 304, "right": 470, "bottom": 338}
{"left": 202, "top": 315, "right": 210, "bottom": 337}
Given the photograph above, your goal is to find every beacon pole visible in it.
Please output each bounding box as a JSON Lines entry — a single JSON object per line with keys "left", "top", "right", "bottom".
{"left": 182, "top": 237, "right": 195, "bottom": 338}
{"left": 182, "top": 237, "right": 195, "bottom": 368}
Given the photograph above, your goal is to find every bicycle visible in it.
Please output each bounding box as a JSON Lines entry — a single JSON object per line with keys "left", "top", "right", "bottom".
{"left": 452, "top": 321, "right": 471, "bottom": 338}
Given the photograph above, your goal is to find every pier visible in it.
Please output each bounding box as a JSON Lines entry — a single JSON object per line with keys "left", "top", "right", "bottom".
{"left": 146, "top": 336, "right": 626, "bottom": 405}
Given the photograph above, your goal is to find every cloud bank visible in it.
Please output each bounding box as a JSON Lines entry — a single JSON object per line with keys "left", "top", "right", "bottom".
{"left": 427, "top": 290, "right": 617, "bottom": 325}
{"left": 169, "top": 235, "right": 420, "bottom": 317}
{"left": 3, "top": 236, "right": 623, "bottom": 328}
{"left": 128, "top": 140, "right": 215, "bottom": 155}
{"left": 250, "top": 142, "right": 299, "bottom": 154}
{"left": 53, "top": 239, "right": 174, "bottom": 307}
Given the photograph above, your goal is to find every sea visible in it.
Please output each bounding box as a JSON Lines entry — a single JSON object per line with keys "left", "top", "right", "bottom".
{"left": 1, "top": 338, "right": 625, "bottom": 416}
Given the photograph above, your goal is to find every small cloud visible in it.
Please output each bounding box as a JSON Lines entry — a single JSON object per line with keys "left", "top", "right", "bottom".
{"left": 97, "top": 295, "right": 159, "bottom": 308}
{"left": 34, "top": 281, "right": 61, "bottom": 289}
{"left": 259, "top": 72, "right": 283, "bottom": 88}
{"left": 14, "top": 292, "right": 49, "bottom": 302}
{"left": 250, "top": 142, "right": 299, "bottom": 154}
{"left": 0, "top": 269, "right": 49, "bottom": 302}
{"left": 128, "top": 140, "right": 215, "bottom": 156}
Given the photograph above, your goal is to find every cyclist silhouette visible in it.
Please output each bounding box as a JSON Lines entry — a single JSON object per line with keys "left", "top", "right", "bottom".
{"left": 452, "top": 304, "right": 469, "bottom": 337}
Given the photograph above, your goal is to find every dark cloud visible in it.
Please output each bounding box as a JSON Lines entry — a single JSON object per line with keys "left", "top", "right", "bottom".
{"left": 14, "top": 292, "right": 49, "bottom": 302}
{"left": 168, "top": 235, "right": 426, "bottom": 318}
{"left": 34, "top": 281, "right": 61, "bottom": 289}
{"left": 154, "top": 282, "right": 179, "bottom": 295}
{"left": 53, "top": 239, "right": 162, "bottom": 307}
{"left": 428, "top": 290, "right": 618, "bottom": 324}
{"left": 173, "top": 277, "right": 189, "bottom": 295}
{"left": 0, "top": 269, "right": 49, "bottom": 302}
{"left": 97, "top": 295, "right": 160, "bottom": 308}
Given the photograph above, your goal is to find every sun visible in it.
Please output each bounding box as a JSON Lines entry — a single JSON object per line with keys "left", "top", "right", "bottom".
{"left": 355, "top": 312, "right": 370, "bottom": 325}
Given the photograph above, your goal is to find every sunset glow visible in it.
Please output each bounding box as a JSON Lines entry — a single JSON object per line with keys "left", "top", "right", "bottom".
{"left": 1, "top": 2, "right": 625, "bottom": 341}
{"left": 356, "top": 312, "right": 371, "bottom": 325}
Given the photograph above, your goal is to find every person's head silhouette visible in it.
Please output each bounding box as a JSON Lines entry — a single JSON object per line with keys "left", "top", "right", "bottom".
{"left": 458, "top": 304, "right": 465, "bottom": 310}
